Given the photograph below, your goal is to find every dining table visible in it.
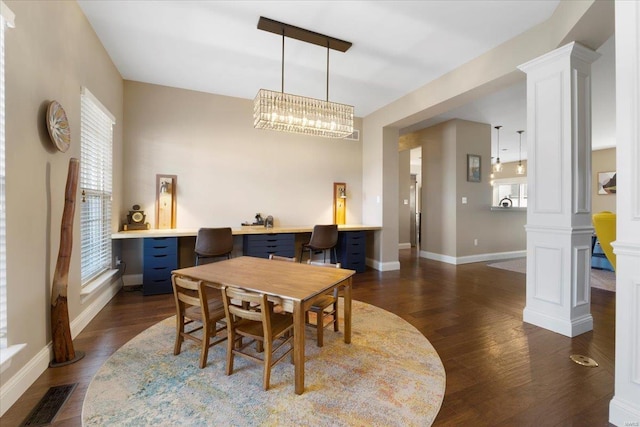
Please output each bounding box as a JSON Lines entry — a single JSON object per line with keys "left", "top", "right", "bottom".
{"left": 171, "top": 256, "right": 355, "bottom": 394}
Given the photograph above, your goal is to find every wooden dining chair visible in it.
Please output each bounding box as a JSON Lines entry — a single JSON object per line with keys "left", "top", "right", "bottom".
{"left": 306, "top": 260, "right": 341, "bottom": 347}
{"left": 172, "top": 275, "right": 227, "bottom": 368}
{"left": 268, "top": 254, "right": 296, "bottom": 262}
{"left": 221, "top": 286, "right": 294, "bottom": 390}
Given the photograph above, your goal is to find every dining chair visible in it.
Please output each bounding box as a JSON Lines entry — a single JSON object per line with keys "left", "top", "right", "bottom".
{"left": 194, "top": 227, "right": 234, "bottom": 265}
{"left": 299, "top": 224, "right": 339, "bottom": 264}
{"left": 267, "top": 254, "right": 295, "bottom": 313}
{"left": 172, "top": 275, "right": 227, "bottom": 368}
{"left": 306, "top": 260, "right": 341, "bottom": 347}
{"left": 221, "top": 286, "right": 294, "bottom": 390}
{"left": 268, "top": 254, "right": 296, "bottom": 262}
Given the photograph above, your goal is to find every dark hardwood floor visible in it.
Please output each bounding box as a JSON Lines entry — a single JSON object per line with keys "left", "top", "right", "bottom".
{"left": 1, "top": 249, "right": 615, "bottom": 426}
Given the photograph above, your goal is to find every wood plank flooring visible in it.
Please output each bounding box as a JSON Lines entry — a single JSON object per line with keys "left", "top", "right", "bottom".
{"left": 1, "top": 249, "right": 615, "bottom": 426}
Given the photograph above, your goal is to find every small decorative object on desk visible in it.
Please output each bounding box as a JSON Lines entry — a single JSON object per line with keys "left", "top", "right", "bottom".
{"left": 124, "top": 204, "right": 150, "bottom": 230}
{"left": 265, "top": 215, "right": 274, "bottom": 228}
{"left": 254, "top": 213, "right": 264, "bottom": 225}
{"left": 499, "top": 197, "right": 513, "bottom": 208}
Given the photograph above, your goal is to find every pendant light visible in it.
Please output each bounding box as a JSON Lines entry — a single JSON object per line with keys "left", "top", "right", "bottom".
{"left": 253, "top": 16, "right": 354, "bottom": 139}
{"left": 493, "top": 125, "right": 503, "bottom": 173}
{"left": 516, "top": 130, "right": 525, "bottom": 175}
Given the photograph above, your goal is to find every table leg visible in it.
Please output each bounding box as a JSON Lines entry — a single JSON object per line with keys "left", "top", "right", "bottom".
{"left": 293, "top": 300, "right": 305, "bottom": 394}
{"left": 344, "top": 277, "right": 352, "bottom": 344}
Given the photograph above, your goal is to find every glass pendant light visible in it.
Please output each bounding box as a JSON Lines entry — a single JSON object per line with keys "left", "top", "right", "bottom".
{"left": 516, "top": 130, "right": 525, "bottom": 175}
{"left": 493, "top": 125, "right": 503, "bottom": 173}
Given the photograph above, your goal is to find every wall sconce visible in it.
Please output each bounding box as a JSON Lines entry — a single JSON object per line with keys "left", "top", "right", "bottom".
{"left": 333, "top": 182, "right": 347, "bottom": 225}
{"left": 156, "top": 174, "right": 177, "bottom": 229}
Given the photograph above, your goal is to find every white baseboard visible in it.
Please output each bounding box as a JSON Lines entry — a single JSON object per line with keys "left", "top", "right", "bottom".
{"left": 609, "top": 396, "right": 640, "bottom": 426}
{"left": 0, "top": 344, "right": 52, "bottom": 416}
{"left": 367, "top": 258, "right": 401, "bottom": 272}
{"left": 523, "top": 308, "right": 593, "bottom": 338}
{"left": 0, "top": 278, "right": 121, "bottom": 417}
{"left": 398, "top": 243, "right": 411, "bottom": 250}
{"left": 123, "top": 273, "right": 143, "bottom": 287}
{"left": 420, "top": 250, "right": 526, "bottom": 265}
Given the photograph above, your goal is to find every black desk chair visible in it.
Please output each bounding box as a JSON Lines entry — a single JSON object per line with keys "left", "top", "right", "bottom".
{"left": 299, "top": 224, "right": 338, "bottom": 264}
{"left": 195, "top": 227, "right": 233, "bottom": 265}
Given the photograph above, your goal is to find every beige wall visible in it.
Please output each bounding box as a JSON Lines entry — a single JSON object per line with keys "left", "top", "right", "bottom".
{"left": 398, "top": 150, "right": 411, "bottom": 246}
{"left": 418, "top": 119, "right": 526, "bottom": 260}
{"left": 3, "top": 0, "right": 123, "bottom": 402}
{"left": 592, "top": 148, "right": 616, "bottom": 213}
{"left": 121, "top": 81, "right": 363, "bottom": 273}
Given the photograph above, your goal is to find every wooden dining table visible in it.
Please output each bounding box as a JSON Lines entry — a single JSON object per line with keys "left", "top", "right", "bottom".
{"left": 171, "top": 256, "right": 355, "bottom": 394}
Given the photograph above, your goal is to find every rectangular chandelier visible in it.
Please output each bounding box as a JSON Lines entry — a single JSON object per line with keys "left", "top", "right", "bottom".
{"left": 253, "top": 89, "right": 354, "bottom": 138}
{"left": 254, "top": 17, "right": 354, "bottom": 139}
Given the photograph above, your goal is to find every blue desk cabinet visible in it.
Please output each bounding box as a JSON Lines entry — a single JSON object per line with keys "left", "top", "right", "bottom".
{"left": 143, "top": 237, "right": 178, "bottom": 295}
{"left": 336, "top": 231, "right": 366, "bottom": 273}
{"left": 243, "top": 233, "right": 295, "bottom": 259}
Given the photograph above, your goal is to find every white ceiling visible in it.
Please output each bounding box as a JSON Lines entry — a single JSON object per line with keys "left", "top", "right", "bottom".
{"left": 77, "top": 0, "right": 562, "bottom": 161}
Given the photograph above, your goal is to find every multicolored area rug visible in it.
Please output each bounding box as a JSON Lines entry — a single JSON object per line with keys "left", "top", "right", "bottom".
{"left": 82, "top": 300, "right": 445, "bottom": 426}
{"left": 487, "top": 257, "right": 616, "bottom": 292}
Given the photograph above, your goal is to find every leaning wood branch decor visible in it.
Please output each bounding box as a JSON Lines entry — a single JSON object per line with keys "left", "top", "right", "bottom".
{"left": 50, "top": 158, "right": 84, "bottom": 366}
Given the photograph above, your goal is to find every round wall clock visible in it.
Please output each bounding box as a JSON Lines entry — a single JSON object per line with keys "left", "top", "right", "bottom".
{"left": 47, "top": 100, "right": 71, "bottom": 152}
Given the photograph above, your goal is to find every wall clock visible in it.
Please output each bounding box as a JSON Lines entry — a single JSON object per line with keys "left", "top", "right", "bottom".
{"left": 46, "top": 100, "right": 71, "bottom": 152}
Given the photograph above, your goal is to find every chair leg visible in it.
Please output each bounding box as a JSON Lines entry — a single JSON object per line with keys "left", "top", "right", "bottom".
{"left": 174, "top": 315, "right": 184, "bottom": 355}
{"left": 333, "top": 301, "right": 339, "bottom": 332}
{"left": 263, "top": 339, "right": 272, "bottom": 390}
{"left": 198, "top": 325, "right": 210, "bottom": 369}
{"left": 226, "top": 330, "right": 235, "bottom": 376}
{"left": 316, "top": 310, "right": 324, "bottom": 347}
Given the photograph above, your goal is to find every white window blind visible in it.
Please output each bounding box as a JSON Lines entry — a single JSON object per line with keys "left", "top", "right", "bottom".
{"left": 80, "top": 88, "right": 114, "bottom": 286}
{"left": 0, "top": 1, "right": 15, "bottom": 349}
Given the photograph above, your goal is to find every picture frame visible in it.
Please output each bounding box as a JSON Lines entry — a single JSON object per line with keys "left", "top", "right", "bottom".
{"left": 597, "top": 171, "right": 616, "bottom": 195}
{"left": 467, "top": 154, "right": 481, "bottom": 182}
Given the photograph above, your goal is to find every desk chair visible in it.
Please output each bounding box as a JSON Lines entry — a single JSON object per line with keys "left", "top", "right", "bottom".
{"left": 299, "top": 224, "right": 338, "bottom": 264}
{"left": 172, "top": 275, "right": 227, "bottom": 368}
{"left": 195, "top": 227, "right": 233, "bottom": 265}
{"left": 221, "top": 286, "right": 294, "bottom": 390}
{"left": 306, "top": 260, "right": 341, "bottom": 347}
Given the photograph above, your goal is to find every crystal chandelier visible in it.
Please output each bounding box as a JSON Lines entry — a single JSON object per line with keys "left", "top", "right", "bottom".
{"left": 253, "top": 17, "right": 354, "bottom": 139}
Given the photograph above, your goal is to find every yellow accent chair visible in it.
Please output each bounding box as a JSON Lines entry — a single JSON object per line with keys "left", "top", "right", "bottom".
{"left": 592, "top": 211, "right": 616, "bottom": 271}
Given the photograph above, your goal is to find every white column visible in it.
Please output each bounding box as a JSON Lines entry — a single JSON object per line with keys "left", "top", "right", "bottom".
{"left": 610, "top": 1, "right": 640, "bottom": 424}
{"left": 518, "top": 42, "right": 600, "bottom": 337}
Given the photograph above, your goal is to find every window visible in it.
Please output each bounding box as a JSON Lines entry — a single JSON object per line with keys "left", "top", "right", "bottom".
{"left": 492, "top": 177, "right": 527, "bottom": 208}
{"left": 0, "top": 2, "right": 14, "bottom": 350}
{"left": 80, "top": 88, "right": 115, "bottom": 286}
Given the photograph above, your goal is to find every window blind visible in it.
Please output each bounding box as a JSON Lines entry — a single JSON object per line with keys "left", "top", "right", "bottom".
{"left": 80, "top": 88, "right": 114, "bottom": 286}
{"left": 0, "top": 1, "right": 15, "bottom": 349}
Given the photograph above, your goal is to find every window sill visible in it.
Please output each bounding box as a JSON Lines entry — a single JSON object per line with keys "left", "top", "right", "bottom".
{"left": 81, "top": 269, "right": 119, "bottom": 301}
{"left": 491, "top": 206, "right": 527, "bottom": 211}
{"left": 0, "top": 343, "right": 27, "bottom": 374}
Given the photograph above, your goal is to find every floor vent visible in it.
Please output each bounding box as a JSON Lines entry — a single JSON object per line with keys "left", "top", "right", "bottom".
{"left": 20, "top": 383, "right": 77, "bottom": 426}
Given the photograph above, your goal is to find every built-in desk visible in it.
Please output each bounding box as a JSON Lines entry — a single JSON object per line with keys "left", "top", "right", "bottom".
{"left": 112, "top": 225, "right": 380, "bottom": 295}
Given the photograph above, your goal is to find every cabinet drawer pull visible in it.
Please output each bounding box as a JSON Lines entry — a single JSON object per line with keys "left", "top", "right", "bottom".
{"left": 153, "top": 254, "right": 167, "bottom": 258}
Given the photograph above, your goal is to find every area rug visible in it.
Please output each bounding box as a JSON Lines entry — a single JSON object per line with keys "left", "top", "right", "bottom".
{"left": 487, "top": 257, "right": 616, "bottom": 292}
{"left": 82, "top": 300, "right": 445, "bottom": 426}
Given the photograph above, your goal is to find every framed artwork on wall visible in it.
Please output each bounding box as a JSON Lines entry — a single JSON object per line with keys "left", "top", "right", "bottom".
{"left": 597, "top": 171, "right": 616, "bottom": 194}
{"left": 467, "top": 154, "right": 481, "bottom": 182}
